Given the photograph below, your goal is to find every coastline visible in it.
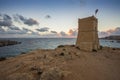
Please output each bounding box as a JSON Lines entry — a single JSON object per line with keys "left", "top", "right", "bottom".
{"left": 0, "top": 40, "right": 21, "bottom": 47}
{"left": 0, "top": 45, "right": 120, "bottom": 80}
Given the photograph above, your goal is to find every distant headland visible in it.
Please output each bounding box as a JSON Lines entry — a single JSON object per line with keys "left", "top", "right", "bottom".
{"left": 101, "top": 35, "right": 120, "bottom": 40}
{"left": 0, "top": 40, "right": 21, "bottom": 47}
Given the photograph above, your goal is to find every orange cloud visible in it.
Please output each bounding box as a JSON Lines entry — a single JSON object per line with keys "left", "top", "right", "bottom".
{"left": 68, "top": 29, "right": 73, "bottom": 35}
{"left": 67, "top": 29, "right": 78, "bottom": 37}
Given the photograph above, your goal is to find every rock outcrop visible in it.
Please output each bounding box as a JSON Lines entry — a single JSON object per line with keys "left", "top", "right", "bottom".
{"left": 0, "top": 40, "right": 21, "bottom": 47}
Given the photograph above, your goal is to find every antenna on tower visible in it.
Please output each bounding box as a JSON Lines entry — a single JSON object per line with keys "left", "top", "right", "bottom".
{"left": 95, "top": 9, "right": 98, "bottom": 16}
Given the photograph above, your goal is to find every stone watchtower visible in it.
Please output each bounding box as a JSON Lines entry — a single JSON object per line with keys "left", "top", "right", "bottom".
{"left": 76, "top": 16, "right": 100, "bottom": 51}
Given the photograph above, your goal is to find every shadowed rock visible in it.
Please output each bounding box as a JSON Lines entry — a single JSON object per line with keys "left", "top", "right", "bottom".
{"left": 0, "top": 57, "right": 6, "bottom": 61}
{"left": 0, "top": 40, "right": 21, "bottom": 47}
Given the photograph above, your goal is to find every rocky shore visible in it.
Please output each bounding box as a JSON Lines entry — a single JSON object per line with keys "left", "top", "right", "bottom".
{"left": 0, "top": 40, "right": 21, "bottom": 47}
{"left": 0, "top": 45, "right": 120, "bottom": 80}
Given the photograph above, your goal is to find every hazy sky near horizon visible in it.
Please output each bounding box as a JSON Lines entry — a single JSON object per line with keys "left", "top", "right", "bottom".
{"left": 0, "top": 0, "right": 120, "bottom": 38}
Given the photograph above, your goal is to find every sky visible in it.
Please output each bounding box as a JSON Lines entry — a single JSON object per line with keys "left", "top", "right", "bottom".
{"left": 0, "top": 0, "right": 120, "bottom": 38}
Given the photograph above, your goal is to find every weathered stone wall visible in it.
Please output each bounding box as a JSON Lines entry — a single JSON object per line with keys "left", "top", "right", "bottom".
{"left": 76, "top": 16, "right": 100, "bottom": 51}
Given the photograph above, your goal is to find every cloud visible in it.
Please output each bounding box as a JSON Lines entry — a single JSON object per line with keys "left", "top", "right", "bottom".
{"left": 36, "top": 27, "right": 49, "bottom": 32}
{"left": 9, "top": 26, "right": 20, "bottom": 30}
{"left": 22, "top": 27, "right": 39, "bottom": 35}
{"left": 111, "top": 27, "right": 120, "bottom": 35}
{"left": 17, "top": 14, "right": 25, "bottom": 21}
{"left": 98, "top": 31, "right": 109, "bottom": 38}
{"left": 24, "top": 18, "right": 39, "bottom": 26}
{"left": 98, "top": 27, "right": 120, "bottom": 38}
{"left": 13, "top": 14, "right": 22, "bottom": 23}
{"left": 68, "top": 29, "right": 77, "bottom": 36}
{"left": 0, "top": 14, "right": 12, "bottom": 27}
{"left": 0, "top": 29, "right": 20, "bottom": 34}
{"left": 45, "top": 15, "right": 51, "bottom": 19}
{"left": 58, "top": 29, "right": 78, "bottom": 37}
{"left": 22, "top": 27, "right": 31, "bottom": 32}
{"left": 0, "top": 13, "right": 40, "bottom": 37}
{"left": 0, "top": 14, "right": 20, "bottom": 31}
{"left": 68, "top": 0, "right": 86, "bottom": 7}
{"left": 0, "top": 20, "right": 12, "bottom": 27}
{"left": 79, "top": 0, "right": 86, "bottom": 6}
{"left": 14, "top": 14, "right": 39, "bottom": 26}
{"left": 51, "top": 31, "right": 57, "bottom": 33}
{"left": 0, "top": 26, "right": 32, "bottom": 34}
{"left": 0, "top": 27, "right": 5, "bottom": 32}
{"left": 59, "top": 31, "right": 67, "bottom": 36}
{"left": 3, "top": 14, "right": 12, "bottom": 20}
{"left": 21, "top": 28, "right": 37, "bottom": 35}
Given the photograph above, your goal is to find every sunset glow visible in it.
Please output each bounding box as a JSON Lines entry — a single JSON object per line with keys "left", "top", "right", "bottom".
{"left": 0, "top": 0, "right": 120, "bottom": 38}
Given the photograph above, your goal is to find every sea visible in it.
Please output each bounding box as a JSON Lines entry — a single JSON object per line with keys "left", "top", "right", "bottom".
{"left": 0, "top": 38, "right": 120, "bottom": 57}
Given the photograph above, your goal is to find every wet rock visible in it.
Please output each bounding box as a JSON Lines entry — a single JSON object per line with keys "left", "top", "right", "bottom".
{"left": 0, "top": 40, "right": 21, "bottom": 47}
{"left": 21, "top": 52, "right": 26, "bottom": 54}
{"left": 0, "top": 57, "right": 6, "bottom": 61}
{"left": 112, "top": 48, "right": 116, "bottom": 50}
{"left": 57, "top": 45, "right": 64, "bottom": 48}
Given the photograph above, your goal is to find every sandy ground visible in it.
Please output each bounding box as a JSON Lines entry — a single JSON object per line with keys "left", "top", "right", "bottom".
{"left": 0, "top": 45, "right": 120, "bottom": 80}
